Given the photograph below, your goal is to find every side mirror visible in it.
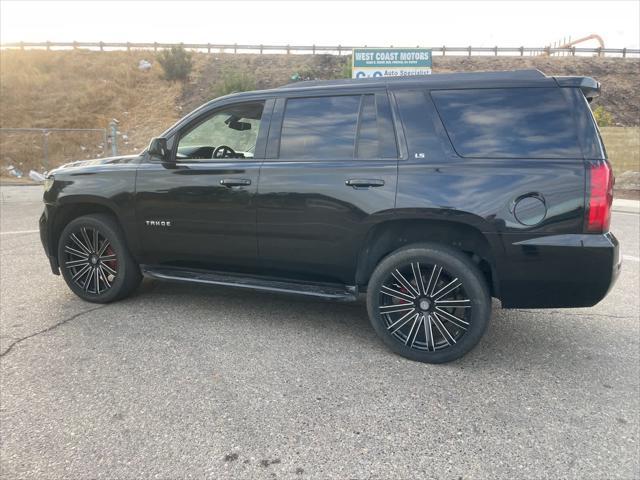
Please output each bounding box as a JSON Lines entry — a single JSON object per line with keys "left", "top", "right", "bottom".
{"left": 148, "top": 137, "right": 169, "bottom": 161}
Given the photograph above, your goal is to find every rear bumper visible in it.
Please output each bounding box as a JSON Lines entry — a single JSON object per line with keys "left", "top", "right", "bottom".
{"left": 498, "top": 232, "right": 620, "bottom": 308}
{"left": 39, "top": 207, "right": 60, "bottom": 275}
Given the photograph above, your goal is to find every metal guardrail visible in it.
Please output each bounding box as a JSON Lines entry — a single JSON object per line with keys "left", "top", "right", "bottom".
{"left": 1, "top": 41, "right": 639, "bottom": 57}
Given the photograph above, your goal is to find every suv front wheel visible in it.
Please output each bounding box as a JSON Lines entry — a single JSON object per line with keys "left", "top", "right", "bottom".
{"left": 367, "top": 243, "right": 491, "bottom": 364}
{"left": 58, "top": 214, "right": 142, "bottom": 303}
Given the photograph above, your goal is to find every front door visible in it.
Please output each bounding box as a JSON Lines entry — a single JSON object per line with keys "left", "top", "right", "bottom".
{"left": 135, "top": 100, "right": 270, "bottom": 272}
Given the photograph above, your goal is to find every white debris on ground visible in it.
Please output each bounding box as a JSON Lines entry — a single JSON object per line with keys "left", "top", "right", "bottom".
{"left": 138, "top": 59, "right": 152, "bottom": 71}
{"left": 6, "top": 166, "right": 23, "bottom": 178}
{"left": 28, "top": 170, "right": 46, "bottom": 182}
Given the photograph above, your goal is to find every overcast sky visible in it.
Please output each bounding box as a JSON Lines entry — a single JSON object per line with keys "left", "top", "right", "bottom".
{"left": 1, "top": 0, "right": 639, "bottom": 49}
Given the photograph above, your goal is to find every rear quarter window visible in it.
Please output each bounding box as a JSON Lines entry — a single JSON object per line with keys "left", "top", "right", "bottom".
{"left": 431, "top": 88, "right": 582, "bottom": 159}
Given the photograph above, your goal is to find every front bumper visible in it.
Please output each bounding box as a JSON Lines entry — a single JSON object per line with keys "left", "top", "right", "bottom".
{"left": 39, "top": 207, "right": 60, "bottom": 275}
{"left": 498, "top": 232, "right": 620, "bottom": 308}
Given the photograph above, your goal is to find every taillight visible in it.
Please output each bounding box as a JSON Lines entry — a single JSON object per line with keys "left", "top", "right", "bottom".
{"left": 585, "top": 161, "right": 614, "bottom": 233}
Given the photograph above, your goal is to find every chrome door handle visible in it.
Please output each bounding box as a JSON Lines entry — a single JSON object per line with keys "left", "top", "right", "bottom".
{"left": 345, "top": 179, "right": 385, "bottom": 188}
{"left": 220, "top": 178, "right": 251, "bottom": 187}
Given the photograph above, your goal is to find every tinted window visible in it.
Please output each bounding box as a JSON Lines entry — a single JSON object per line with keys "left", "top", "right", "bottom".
{"left": 354, "top": 94, "right": 399, "bottom": 159}
{"left": 375, "top": 93, "right": 400, "bottom": 159}
{"left": 356, "top": 95, "right": 377, "bottom": 158}
{"left": 394, "top": 90, "right": 451, "bottom": 160}
{"left": 432, "top": 88, "right": 582, "bottom": 158}
{"left": 279, "top": 96, "right": 360, "bottom": 159}
{"left": 563, "top": 87, "right": 606, "bottom": 159}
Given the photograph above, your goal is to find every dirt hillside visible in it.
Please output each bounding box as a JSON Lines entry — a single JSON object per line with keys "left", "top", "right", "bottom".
{"left": 1, "top": 49, "right": 638, "bottom": 176}
{"left": 0, "top": 50, "right": 182, "bottom": 175}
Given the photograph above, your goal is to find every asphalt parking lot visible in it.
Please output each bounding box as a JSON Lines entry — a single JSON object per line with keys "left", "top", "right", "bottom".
{"left": 1, "top": 185, "right": 638, "bottom": 480}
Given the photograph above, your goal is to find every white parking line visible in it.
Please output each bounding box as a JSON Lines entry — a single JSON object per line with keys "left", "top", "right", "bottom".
{"left": 623, "top": 255, "right": 640, "bottom": 262}
{"left": 0, "top": 229, "right": 39, "bottom": 236}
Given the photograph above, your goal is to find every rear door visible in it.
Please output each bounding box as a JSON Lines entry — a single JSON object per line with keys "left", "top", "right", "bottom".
{"left": 256, "top": 91, "right": 400, "bottom": 285}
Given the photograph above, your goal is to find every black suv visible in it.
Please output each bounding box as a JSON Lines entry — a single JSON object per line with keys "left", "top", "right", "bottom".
{"left": 40, "top": 69, "right": 620, "bottom": 363}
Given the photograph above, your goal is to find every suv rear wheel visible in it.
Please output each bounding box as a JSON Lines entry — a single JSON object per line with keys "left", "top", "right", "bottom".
{"left": 58, "top": 214, "right": 142, "bottom": 303}
{"left": 366, "top": 243, "right": 491, "bottom": 363}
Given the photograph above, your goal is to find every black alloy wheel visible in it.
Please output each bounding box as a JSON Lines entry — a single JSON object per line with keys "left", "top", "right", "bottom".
{"left": 367, "top": 244, "right": 491, "bottom": 363}
{"left": 58, "top": 214, "right": 141, "bottom": 303}
{"left": 63, "top": 226, "right": 118, "bottom": 295}
{"left": 378, "top": 261, "right": 471, "bottom": 351}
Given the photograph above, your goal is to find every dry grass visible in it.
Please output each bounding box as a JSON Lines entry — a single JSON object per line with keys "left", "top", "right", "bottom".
{"left": 600, "top": 127, "right": 640, "bottom": 173}
{"left": 0, "top": 49, "right": 182, "bottom": 173}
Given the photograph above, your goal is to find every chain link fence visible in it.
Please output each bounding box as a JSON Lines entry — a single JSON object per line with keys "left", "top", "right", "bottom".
{"left": 0, "top": 128, "right": 109, "bottom": 178}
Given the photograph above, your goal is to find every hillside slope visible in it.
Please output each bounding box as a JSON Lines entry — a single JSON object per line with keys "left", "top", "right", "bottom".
{"left": 0, "top": 50, "right": 182, "bottom": 174}
{"left": 1, "top": 49, "right": 638, "bottom": 175}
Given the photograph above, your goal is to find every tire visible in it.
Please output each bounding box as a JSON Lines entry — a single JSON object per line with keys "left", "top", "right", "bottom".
{"left": 366, "top": 243, "right": 491, "bottom": 364}
{"left": 57, "top": 213, "right": 142, "bottom": 303}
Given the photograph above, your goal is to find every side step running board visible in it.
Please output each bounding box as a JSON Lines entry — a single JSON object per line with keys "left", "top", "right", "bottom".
{"left": 141, "top": 265, "right": 358, "bottom": 302}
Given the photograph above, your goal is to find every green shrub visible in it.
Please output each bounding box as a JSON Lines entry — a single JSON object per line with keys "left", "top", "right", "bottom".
{"left": 157, "top": 46, "right": 193, "bottom": 81}
{"left": 593, "top": 106, "right": 614, "bottom": 127}
{"left": 211, "top": 71, "right": 256, "bottom": 97}
{"left": 340, "top": 58, "right": 352, "bottom": 79}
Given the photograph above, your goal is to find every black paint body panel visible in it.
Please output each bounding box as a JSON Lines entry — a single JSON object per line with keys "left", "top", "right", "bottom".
{"left": 256, "top": 159, "right": 398, "bottom": 284}
{"left": 134, "top": 160, "right": 262, "bottom": 271}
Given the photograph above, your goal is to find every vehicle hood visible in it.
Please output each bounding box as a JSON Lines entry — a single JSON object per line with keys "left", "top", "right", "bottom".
{"left": 49, "top": 154, "right": 141, "bottom": 175}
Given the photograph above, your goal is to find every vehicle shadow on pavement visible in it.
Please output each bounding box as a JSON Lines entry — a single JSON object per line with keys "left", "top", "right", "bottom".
{"left": 120, "top": 279, "right": 627, "bottom": 376}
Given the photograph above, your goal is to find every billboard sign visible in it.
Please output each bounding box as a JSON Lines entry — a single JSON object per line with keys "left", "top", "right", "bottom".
{"left": 352, "top": 48, "right": 432, "bottom": 78}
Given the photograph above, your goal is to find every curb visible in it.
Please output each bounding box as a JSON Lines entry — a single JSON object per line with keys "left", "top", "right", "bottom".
{"left": 0, "top": 182, "right": 40, "bottom": 187}
{"left": 613, "top": 199, "right": 640, "bottom": 214}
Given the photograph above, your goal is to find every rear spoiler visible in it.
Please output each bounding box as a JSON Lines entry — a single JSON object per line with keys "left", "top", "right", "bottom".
{"left": 554, "top": 76, "right": 601, "bottom": 102}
